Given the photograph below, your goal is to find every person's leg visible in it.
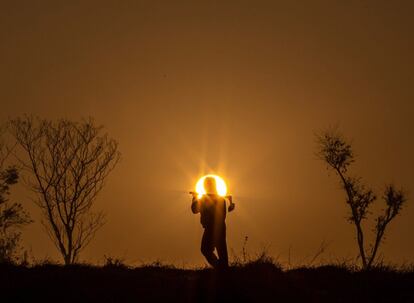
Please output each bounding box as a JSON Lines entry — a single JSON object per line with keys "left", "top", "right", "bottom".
{"left": 201, "top": 227, "right": 218, "bottom": 268}
{"left": 216, "top": 224, "right": 228, "bottom": 269}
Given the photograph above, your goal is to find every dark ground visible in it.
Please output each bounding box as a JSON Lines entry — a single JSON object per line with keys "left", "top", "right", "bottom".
{"left": 1, "top": 262, "right": 414, "bottom": 303}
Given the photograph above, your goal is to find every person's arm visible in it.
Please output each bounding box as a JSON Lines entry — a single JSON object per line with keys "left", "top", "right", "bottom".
{"left": 190, "top": 192, "right": 200, "bottom": 214}
{"left": 227, "top": 195, "right": 235, "bottom": 212}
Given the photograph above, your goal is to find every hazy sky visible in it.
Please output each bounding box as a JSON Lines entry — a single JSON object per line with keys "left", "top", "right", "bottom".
{"left": 1, "top": 1, "right": 413, "bottom": 266}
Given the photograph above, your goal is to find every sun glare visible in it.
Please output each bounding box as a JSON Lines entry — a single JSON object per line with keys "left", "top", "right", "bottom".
{"left": 195, "top": 174, "right": 227, "bottom": 198}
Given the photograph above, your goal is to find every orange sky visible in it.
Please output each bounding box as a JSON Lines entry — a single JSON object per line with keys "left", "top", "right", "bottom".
{"left": 1, "top": 1, "right": 413, "bottom": 266}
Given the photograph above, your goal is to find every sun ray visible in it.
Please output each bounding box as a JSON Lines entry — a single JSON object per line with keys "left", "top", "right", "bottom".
{"left": 195, "top": 174, "right": 227, "bottom": 198}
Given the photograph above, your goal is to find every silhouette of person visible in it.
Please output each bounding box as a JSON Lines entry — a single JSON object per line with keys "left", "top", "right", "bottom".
{"left": 191, "top": 177, "right": 235, "bottom": 269}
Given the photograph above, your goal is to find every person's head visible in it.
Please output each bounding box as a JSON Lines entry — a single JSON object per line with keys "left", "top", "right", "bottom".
{"left": 204, "top": 177, "right": 217, "bottom": 195}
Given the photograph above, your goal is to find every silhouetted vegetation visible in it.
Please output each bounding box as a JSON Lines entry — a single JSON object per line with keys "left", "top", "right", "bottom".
{"left": 9, "top": 116, "right": 120, "bottom": 265}
{"left": 0, "top": 127, "right": 31, "bottom": 263}
{"left": 0, "top": 260, "right": 413, "bottom": 302}
{"left": 316, "top": 128, "right": 407, "bottom": 270}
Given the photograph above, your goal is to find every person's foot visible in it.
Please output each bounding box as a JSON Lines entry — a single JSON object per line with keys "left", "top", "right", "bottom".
{"left": 215, "top": 261, "right": 229, "bottom": 271}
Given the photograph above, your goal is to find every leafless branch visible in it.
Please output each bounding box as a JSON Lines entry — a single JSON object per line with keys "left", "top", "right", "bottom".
{"left": 9, "top": 116, "right": 120, "bottom": 264}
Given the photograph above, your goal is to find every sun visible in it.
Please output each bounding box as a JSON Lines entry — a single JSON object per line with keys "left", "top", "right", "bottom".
{"left": 195, "top": 174, "right": 227, "bottom": 198}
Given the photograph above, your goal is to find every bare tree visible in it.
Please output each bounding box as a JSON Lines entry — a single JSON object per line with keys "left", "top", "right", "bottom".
{"left": 316, "top": 128, "right": 407, "bottom": 270}
{"left": 0, "top": 127, "right": 31, "bottom": 263}
{"left": 9, "top": 116, "right": 120, "bottom": 265}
